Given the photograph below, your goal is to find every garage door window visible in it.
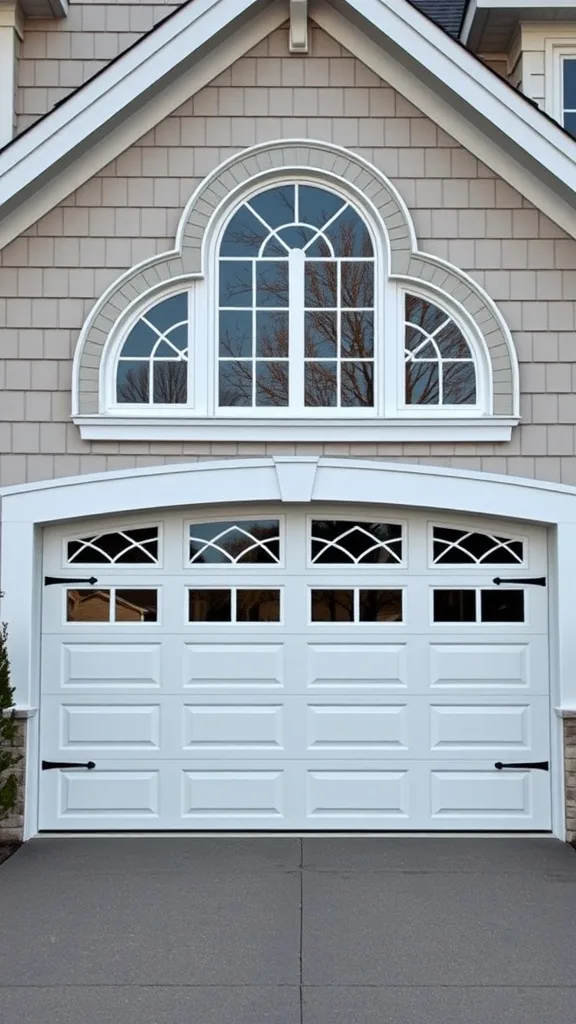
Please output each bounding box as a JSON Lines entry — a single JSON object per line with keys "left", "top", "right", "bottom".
{"left": 432, "top": 525, "right": 524, "bottom": 565}
{"left": 188, "top": 519, "right": 281, "bottom": 565}
{"left": 311, "top": 588, "right": 403, "bottom": 622}
{"left": 66, "top": 588, "right": 159, "bottom": 623}
{"left": 433, "top": 588, "right": 525, "bottom": 623}
{"left": 188, "top": 588, "right": 281, "bottom": 622}
{"left": 66, "top": 526, "right": 160, "bottom": 565}
{"left": 310, "top": 519, "right": 403, "bottom": 564}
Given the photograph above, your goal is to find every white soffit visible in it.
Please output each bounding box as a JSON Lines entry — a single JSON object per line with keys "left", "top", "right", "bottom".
{"left": 1, "top": 0, "right": 576, "bottom": 246}
{"left": 20, "top": 0, "right": 67, "bottom": 16}
{"left": 462, "top": 2, "right": 576, "bottom": 52}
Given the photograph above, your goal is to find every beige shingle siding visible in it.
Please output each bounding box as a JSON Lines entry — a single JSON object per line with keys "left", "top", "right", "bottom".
{"left": 1, "top": 25, "right": 575, "bottom": 485}
{"left": 15, "top": 2, "right": 179, "bottom": 133}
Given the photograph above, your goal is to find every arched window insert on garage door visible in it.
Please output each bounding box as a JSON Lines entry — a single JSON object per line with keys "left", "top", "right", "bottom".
{"left": 431, "top": 526, "right": 525, "bottom": 565}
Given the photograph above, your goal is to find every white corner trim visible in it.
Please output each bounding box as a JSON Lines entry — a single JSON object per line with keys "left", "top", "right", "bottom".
{"left": 72, "top": 416, "right": 518, "bottom": 443}
{"left": 289, "top": 0, "right": 308, "bottom": 52}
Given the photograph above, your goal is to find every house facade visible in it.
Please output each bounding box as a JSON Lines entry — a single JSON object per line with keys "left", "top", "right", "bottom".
{"left": 2, "top": 0, "right": 576, "bottom": 840}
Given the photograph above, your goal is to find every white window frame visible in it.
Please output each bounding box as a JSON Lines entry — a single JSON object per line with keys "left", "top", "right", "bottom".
{"left": 544, "top": 33, "right": 576, "bottom": 128}
{"left": 93, "top": 174, "right": 514, "bottom": 442}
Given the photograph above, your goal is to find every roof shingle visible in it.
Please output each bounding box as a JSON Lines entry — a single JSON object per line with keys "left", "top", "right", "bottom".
{"left": 409, "top": 0, "right": 467, "bottom": 38}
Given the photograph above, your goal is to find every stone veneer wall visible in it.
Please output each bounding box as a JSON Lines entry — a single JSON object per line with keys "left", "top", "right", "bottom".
{"left": 0, "top": 718, "right": 25, "bottom": 842}
{"left": 564, "top": 719, "right": 576, "bottom": 843}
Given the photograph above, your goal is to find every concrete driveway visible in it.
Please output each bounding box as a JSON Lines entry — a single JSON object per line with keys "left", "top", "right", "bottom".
{"left": 1, "top": 837, "right": 576, "bottom": 1023}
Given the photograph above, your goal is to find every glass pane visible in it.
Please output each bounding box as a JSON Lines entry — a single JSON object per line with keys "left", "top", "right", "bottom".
{"left": 480, "top": 589, "right": 525, "bottom": 623}
{"left": 262, "top": 237, "right": 289, "bottom": 257}
{"left": 256, "top": 311, "right": 288, "bottom": 357}
{"left": 188, "top": 589, "right": 232, "bottom": 622}
{"left": 305, "top": 311, "right": 337, "bottom": 358}
{"left": 405, "top": 360, "right": 439, "bottom": 405}
{"left": 117, "top": 361, "right": 149, "bottom": 404}
{"left": 341, "top": 262, "right": 374, "bottom": 308}
{"left": 340, "top": 361, "right": 374, "bottom": 407}
{"left": 311, "top": 589, "right": 354, "bottom": 622}
{"left": 236, "top": 589, "right": 280, "bottom": 622}
{"left": 442, "top": 362, "right": 476, "bottom": 405}
{"left": 563, "top": 58, "right": 576, "bottom": 110}
{"left": 405, "top": 325, "right": 434, "bottom": 356}
{"left": 256, "top": 261, "right": 289, "bottom": 307}
{"left": 311, "top": 520, "right": 403, "bottom": 565}
{"left": 220, "top": 205, "right": 270, "bottom": 257}
{"left": 67, "top": 589, "right": 111, "bottom": 623}
{"left": 144, "top": 294, "right": 187, "bottom": 334}
{"left": 249, "top": 186, "right": 295, "bottom": 229}
{"left": 305, "top": 361, "right": 337, "bottom": 406}
{"left": 433, "top": 589, "right": 476, "bottom": 622}
{"left": 189, "top": 520, "right": 280, "bottom": 564}
{"left": 435, "top": 321, "right": 470, "bottom": 359}
{"left": 115, "top": 589, "right": 158, "bottom": 623}
{"left": 164, "top": 322, "right": 188, "bottom": 353}
{"left": 276, "top": 225, "right": 316, "bottom": 249}
{"left": 359, "top": 590, "right": 403, "bottom": 622}
{"left": 219, "top": 310, "right": 253, "bottom": 358}
{"left": 564, "top": 111, "right": 576, "bottom": 139}
{"left": 67, "top": 527, "right": 159, "bottom": 565}
{"left": 406, "top": 294, "right": 448, "bottom": 335}
{"left": 255, "top": 361, "right": 289, "bottom": 407}
{"left": 120, "top": 320, "right": 158, "bottom": 358}
{"left": 433, "top": 527, "right": 524, "bottom": 565}
{"left": 341, "top": 312, "right": 374, "bottom": 357}
{"left": 305, "top": 236, "right": 331, "bottom": 258}
{"left": 219, "top": 261, "right": 252, "bottom": 307}
{"left": 325, "top": 207, "right": 373, "bottom": 257}
{"left": 298, "top": 186, "right": 346, "bottom": 230}
{"left": 305, "top": 262, "right": 337, "bottom": 308}
{"left": 219, "top": 360, "right": 253, "bottom": 407}
{"left": 152, "top": 361, "right": 187, "bottom": 404}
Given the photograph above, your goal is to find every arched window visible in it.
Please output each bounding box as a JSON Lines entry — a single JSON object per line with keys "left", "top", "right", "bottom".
{"left": 217, "top": 183, "right": 375, "bottom": 410}
{"left": 77, "top": 142, "right": 518, "bottom": 442}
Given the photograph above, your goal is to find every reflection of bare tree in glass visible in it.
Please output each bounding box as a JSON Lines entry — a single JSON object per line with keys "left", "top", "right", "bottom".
{"left": 405, "top": 293, "right": 475, "bottom": 405}
{"left": 118, "top": 362, "right": 187, "bottom": 404}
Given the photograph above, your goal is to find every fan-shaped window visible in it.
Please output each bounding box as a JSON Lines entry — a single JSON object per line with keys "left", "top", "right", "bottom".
{"left": 404, "top": 295, "right": 476, "bottom": 406}
{"left": 218, "top": 183, "right": 375, "bottom": 410}
{"left": 116, "top": 293, "right": 189, "bottom": 405}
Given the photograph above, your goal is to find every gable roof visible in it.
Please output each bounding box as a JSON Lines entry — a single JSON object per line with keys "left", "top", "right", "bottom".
{"left": 1, "top": 0, "right": 576, "bottom": 251}
{"left": 409, "top": 0, "right": 467, "bottom": 37}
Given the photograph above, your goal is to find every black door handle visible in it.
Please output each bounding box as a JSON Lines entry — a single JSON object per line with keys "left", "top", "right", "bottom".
{"left": 42, "top": 760, "right": 96, "bottom": 770}
{"left": 494, "top": 761, "right": 549, "bottom": 771}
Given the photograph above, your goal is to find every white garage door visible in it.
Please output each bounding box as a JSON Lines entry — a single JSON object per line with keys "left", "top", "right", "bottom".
{"left": 39, "top": 506, "right": 551, "bottom": 831}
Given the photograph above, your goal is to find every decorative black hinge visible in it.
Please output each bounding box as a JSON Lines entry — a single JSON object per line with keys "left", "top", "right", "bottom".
{"left": 492, "top": 577, "right": 546, "bottom": 587}
{"left": 44, "top": 576, "right": 98, "bottom": 586}
{"left": 42, "top": 760, "right": 96, "bottom": 770}
{"left": 495, "top": 761, "right": 549, "bottom": 771}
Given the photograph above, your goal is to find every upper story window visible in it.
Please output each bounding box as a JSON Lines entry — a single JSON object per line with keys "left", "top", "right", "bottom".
{"left": 73, "top": 141, "right": 519, "bottom": 442}
{"left": 562, "top": 57, "right": 576, "bottom": 137}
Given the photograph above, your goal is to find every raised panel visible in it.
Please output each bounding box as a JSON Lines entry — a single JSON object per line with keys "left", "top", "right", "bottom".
{"left": 183, "top": 644, "right": 284, "bottom": 690}
{"left": 307, "top": 770, "right": 409, "bottom": 818}
{"left": 430, "top": 705, "right": 530, "bottom": 751}
{"left": 306, "top": 704, "right": 407, "bottom": 750}
{"left": 61, "top": 644, "right": 162, "bottom": 689}
{"left": 182, "top": 770, "right": 283, "bottom": 818}
{"left": 183, "top": 705, "right": 283, "bottom": 750}
{"left": 58, "top": 771, "right": 159, "bottom": 817}
{"left": 430, "top": 771, "right": 530, "bottom": 817}
{"left": 429, "top": 644, "right": 530, "bottom": 689}
{"left": 307, "top": 644, "right": 407, "bottom": 690}
{"left": 59, "top": 704, "right": 160, "bottom": 749}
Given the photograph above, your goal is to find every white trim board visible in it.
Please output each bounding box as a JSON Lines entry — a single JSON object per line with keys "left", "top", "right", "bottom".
{"left": 2, "top": 0, "right": 576, "bottom": 246}
{"left": 1, "top": 455, "right": 574, "bottom": 841}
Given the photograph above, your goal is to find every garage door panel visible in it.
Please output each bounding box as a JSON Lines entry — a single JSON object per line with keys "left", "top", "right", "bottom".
{"left": 58, "top": 703, "right": 161, "bottom": 751}
{"left": 306, "top": 643, "right": 408, "bottom": 690}
{"left": 430, "top": 767, "right": 550, "bottom": 826}
{"left": 183, "top": 643, "right": 285, "bottom": 691}
{"left": 182, "top": 768, "right": 285, "bottom": 820}
{"left": 43, "top": 638, "right": 164, "bottom": 692}
{"left": 429, "top": 703, "right": 532, "bottom": 752}
{"left": 306, "top": 768, "right": 410, "bottom": 822}
{"left": 306, "top": 703, "right": 408, "bottom": 753}
{"left": 182, "top": 703, "right": 285, "bottom": 752}
{"left": 428, "top": 641, "right": 544, "bottom": 691}
{"left": 53, "top": 769, "right": 160, "bottom": 822}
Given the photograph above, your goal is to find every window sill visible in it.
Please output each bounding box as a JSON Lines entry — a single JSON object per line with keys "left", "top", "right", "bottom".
{"left": 74, "top": 416, "right": 518, "bottom": 443}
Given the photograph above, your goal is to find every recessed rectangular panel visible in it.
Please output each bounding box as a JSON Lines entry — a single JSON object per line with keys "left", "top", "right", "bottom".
{"left": 307, "top": 644, "right": 407, "bottom": 689}
{"left": 307, "top": 705, "right": 407, "bottom": 750}
{"left": 183, "top": 644, "right": 284, "bottom": 689}
{"left": 307, "top": 770, "right": 408, "bottom": 818}
{"left": 430, "top": 771, "right": 530, "bottom": 817}
{"left": 59, "top": 705, "right": 160, "bottom": 749}
{"left": 59, "top": 771, "right": 159, "bottom": 817}
{"left": 430, "top": 705, "right": 530, "bottom": 750}
{"left": 61, "top": 644, "right": 162, "bottom": 689}
{"left": 429, "top": 645, "right": 529, "bottom": 689}
{"left": 183, "top": 705, "right": 283, "bottom": 749}
{"left": 182, "top": 770, "right": 283, "bottom": 817}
